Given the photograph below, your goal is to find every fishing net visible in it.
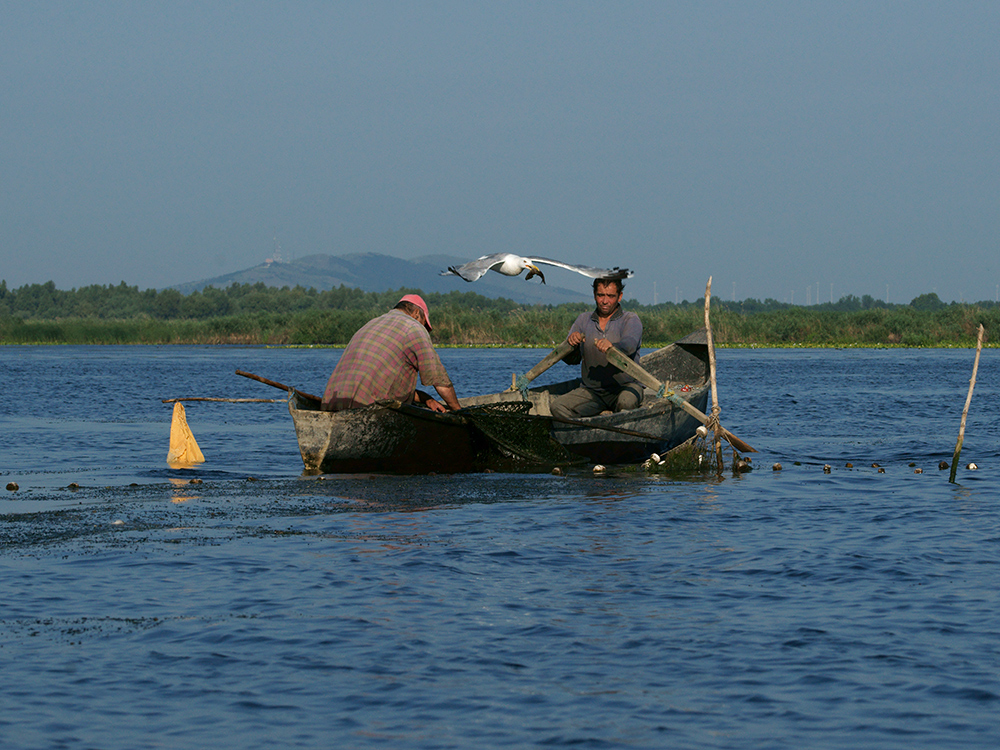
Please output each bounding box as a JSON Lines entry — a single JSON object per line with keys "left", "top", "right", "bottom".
{"left": 640, "top": 434, "right": 752, "bottom": 475}
{"left": 459, "top": 401, "right": 584, "bottom": 467}
{"left": 642, "top": 435, "right": 710, "bottom": 473}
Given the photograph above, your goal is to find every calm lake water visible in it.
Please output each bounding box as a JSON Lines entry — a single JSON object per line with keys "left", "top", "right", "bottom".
{"left": 2, "top": 345, "right": 998, "bottom": 749}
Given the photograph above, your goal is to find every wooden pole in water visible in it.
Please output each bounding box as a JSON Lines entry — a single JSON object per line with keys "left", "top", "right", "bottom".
{"left": 949, "top": 324, "right": 985, "bottom": 483}
{"left": 704, "top": 277, "right": 724, "bottom": 473}
{"left": 162, "top": 397, "right": 284, "bottom": 404}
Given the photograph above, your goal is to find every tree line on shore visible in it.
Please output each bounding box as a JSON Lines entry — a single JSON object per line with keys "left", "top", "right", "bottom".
{"left": 0, "top": 279, "right": 995, "bottom": 347}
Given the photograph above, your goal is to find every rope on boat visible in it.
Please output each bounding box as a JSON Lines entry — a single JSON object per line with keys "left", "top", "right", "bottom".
{"left": 514, "top": 373, "right": 531, "bottom": 399}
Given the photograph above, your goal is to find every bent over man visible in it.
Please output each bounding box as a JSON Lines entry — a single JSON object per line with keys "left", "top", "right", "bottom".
{"left": 550, "top": 278, "right": 643, "bottom": 420}
{"left": 321, "top": 294, "right": 461, "bottom": 413}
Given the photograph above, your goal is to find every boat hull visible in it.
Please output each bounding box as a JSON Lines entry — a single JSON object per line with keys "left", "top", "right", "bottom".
{"left": 290, "top": 399, "right": 489, "bottom": 474}
{"left": 550, "top": 387, "right": 710, "bottom": 464}
{"left": 289, "top": 329, "right": 713, "bottom": 474}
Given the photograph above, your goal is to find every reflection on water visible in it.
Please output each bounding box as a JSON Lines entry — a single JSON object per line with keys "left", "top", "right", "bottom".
{"left": 168, "top": 476, "right": 202, "bottom": 503}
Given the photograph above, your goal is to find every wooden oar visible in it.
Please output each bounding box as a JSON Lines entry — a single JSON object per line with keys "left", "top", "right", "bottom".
{"left": 506, "top": 341, "right": 575, "bottom": 392}
{"left": 235, "top": 369, "right": 322, "bottom": 403}
{"left": 604, "top": 347, "right": 757, "bottom": 453}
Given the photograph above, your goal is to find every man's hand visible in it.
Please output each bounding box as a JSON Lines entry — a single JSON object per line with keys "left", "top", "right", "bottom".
{"left": 415, "top": 389, "right": 445, "bottom": 412}
{"left": 434, "top": 384, "right": 462, "bottom": 411}
{"left": 567, "top": 331, "right": 585, "bottom": 347}
{"left": 424, "top": 398, "right": 447, "bottom": 413}
{"left": 595, "top": 338, "right": 613, "bottom": 354}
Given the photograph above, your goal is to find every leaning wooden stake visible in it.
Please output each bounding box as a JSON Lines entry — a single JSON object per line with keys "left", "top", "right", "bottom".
{"left": 949, "top": 324, "right": 985, "bottom": 483}
{"left": 704, "top": 277, "right": 724, "bottom": 473}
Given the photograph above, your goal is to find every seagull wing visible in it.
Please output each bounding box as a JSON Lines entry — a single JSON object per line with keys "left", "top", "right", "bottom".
{"left": 527, "top": 257, "right": 634, "bottom": 280}
{"left": 440, "top": 253, "right": 509, "bottom": 282}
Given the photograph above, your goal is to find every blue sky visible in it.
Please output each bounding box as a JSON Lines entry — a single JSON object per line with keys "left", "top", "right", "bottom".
{"left": 3, "top": 1, "right": 998, "bottom": 304}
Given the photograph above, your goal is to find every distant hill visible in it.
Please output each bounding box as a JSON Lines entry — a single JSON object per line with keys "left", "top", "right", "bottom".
{"left": 170, "top": 253, "right": 592, "bottom": 305}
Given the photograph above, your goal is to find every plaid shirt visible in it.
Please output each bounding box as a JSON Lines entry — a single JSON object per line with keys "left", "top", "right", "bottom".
{"left": 321, "top": 309, "right": 452, "bottom": 410}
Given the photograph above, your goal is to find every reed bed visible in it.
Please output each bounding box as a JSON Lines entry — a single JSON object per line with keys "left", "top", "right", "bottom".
{"left": 2, "top": 304, "right": 996, "bottom": 347}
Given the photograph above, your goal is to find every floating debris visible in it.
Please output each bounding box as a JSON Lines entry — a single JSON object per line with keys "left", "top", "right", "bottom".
{"left": 845, "top": 462, "right": 853, "bottom": 468}
{"left": 772, "top": 463, "right": 782, "bottom": 471}
{"left": 823, "top": 465, "right": 832, "bottom": 473}
{"left": 551, "top": 467, "right": 564, "bottom": 476}
{"left": 966, "top": 462, "right": 979, "bottom": 470}
{"left": 6, "top": 482, "right": 19, "bottom": 492}
{"left": 914, "top": 468, "right": 923, "bottom": 474}
{"left": 939, "top": 461, "right": 949, "bottom": 470}
{"left": 592, "top": 464, "right": 607, "bottom": 474}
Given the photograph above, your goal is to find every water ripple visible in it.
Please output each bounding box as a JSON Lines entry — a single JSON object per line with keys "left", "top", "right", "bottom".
{"left": 3, "top": 347, "right": 1000, "bottom": 749}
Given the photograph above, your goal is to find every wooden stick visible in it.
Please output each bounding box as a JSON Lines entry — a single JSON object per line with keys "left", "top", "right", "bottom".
{"left": 162, "top": 397, "right": 285, "bottom": 404}
{"left": 235, "top": 369, "right": 322, "bottom": 403}
{"left": 549, "top": 415, "right": 664, "bottom": 441}
{"left": 506, "top": 341, "right": 575, "bottom": 391}
{"left": 949, "top": 324, "right": 985, "bottom": 483}
{"left": 605, "top": 347, "right": 757, "bottom": 453}
{"left": 488, "top": 412, "right": 667, "bottom": 441}
{"left": 705, "top": 277, "right": 723, "bottom": 472}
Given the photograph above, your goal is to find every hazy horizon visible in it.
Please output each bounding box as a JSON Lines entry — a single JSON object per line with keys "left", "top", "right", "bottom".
{"left": 4, "top": 2, "right": 998, "bottom": 305}
{"left": 1, "top": 252, "right": 992, "bottom": 307}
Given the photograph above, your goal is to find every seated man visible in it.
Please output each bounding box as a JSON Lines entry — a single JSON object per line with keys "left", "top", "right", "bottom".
{"left": 321, "top": 294, "right": 461, "bottom": 412}
{"left": 550, "top": 277, "right": 643, "bottom": 419}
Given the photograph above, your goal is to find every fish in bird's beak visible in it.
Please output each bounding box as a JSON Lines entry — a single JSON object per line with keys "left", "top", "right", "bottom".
{"left": 524, "top": 264, "right": 546, "bottom": 284}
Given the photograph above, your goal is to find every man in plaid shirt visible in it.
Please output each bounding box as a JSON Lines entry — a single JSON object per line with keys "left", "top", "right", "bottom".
{"left": 321, "top": 294, "right": 461, "bottom": 412}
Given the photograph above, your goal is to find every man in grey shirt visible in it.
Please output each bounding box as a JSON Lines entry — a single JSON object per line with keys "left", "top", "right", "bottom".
{"left": 550, "top": 277, "right": 643, "bottom": 419}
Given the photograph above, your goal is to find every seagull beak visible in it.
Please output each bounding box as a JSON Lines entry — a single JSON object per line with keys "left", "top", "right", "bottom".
{"left": 524, "top": 264, "right": 546, "bottom": 284}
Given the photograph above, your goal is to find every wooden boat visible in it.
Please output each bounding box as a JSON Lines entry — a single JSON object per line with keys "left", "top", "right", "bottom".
{"left": 288, "top": 329, "right": 711, "bottom": 474}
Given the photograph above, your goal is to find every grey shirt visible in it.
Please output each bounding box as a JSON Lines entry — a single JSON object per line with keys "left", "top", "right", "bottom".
{"left": 563, "top": 306, "right": 643, "bottom": 393}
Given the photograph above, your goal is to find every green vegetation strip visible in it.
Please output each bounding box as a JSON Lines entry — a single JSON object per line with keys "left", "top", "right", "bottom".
{"left": 1, "top": 281, "right": 995, "bottom": 347}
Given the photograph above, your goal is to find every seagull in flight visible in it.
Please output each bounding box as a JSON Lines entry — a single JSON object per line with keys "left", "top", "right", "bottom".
{"left": 442, "top": 253, "right": 633, "bottom": 285}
